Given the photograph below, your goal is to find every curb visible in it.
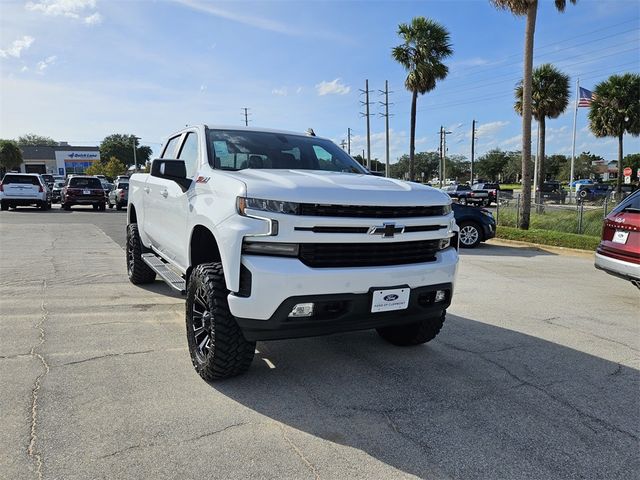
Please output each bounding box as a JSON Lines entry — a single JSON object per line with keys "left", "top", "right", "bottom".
{"left": 487, "top": 238, "right": 595, "bottom": 258}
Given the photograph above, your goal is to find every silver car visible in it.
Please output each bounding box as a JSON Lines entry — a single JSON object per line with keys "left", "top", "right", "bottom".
{"left": 108, "top": 181, "right": 129, "bottom": 210}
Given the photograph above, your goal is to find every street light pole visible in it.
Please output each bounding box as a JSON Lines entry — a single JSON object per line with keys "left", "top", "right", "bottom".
{"left": 132, "top": 136, "right": 140, "bottom": 171}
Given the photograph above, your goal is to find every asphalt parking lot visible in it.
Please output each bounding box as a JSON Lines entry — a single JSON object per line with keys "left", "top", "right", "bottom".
{"left": 1, "top": 205, "right": 638, "bottom": 480}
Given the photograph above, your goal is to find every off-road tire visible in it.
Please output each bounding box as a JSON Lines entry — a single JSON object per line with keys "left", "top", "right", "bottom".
{"left": 186, "top": 262, "right": 255, "bottom": 381}
{"left": 126, "top": 223, "right": 156, "bottom": 284}
{"left": 376, "top": 311, "right": 446, "bottom": 346}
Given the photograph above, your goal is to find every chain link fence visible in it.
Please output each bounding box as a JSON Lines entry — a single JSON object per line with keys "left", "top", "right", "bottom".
{"left": 494, "top": 191, "right": 618, "bottom": 236}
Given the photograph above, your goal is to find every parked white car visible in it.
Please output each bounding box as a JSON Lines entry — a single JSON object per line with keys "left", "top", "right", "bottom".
{"left": 0, "top": 173, "right": 52, "bottom": 210}
{"left": 126, "top": 125, "right": 459, "bottom": 380}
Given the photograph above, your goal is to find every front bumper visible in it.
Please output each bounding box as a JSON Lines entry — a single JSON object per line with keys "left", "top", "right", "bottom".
{"left": 227, "top": 247, "right": 458, "bottom": 323}
{"left": 236, "top": 283, "right": 452, "bottom": 341}
{"left": 595, "top": 251, "right": 640, "bottom": 282}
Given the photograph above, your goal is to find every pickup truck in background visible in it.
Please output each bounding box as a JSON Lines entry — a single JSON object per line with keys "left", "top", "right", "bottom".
{"left": 472, "top": 182, "right": 514, "bottom": 206}
{"left": 126, "top": 125, "right": 459, "bottom": 381}
{"left": 537, "top": 181, "right": 567, "bottom": 204}
{"left": 443, "top": 184, "right": 489, "bottom": 206}
{"left": 576, "top": 182, "right": 611, "bottom": 202}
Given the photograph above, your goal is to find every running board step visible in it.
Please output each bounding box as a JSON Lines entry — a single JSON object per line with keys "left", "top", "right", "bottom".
{"left": 141, "top": 253, "right": 186, "bottom": 294}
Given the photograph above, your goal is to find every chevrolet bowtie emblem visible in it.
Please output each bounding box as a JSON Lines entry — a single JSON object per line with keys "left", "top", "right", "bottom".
{"left": 368, "top": 222, "right": 405, "bottom": 238}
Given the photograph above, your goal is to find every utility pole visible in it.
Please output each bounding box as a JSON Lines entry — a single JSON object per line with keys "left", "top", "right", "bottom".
{"left": 442, "top": 128, "right": 452, "bottom": 186}
{"left": 439, "top": 126, "right": 444, "bottom": 188}
{"left": 347, "top": 128, "right": 352, "bottom": 155}
{"left": 470, "top": 120, "right": 477, "bottom": 184}
{"left": 379, "top": 80, "right": 392, "bottom": 177}
{"left": 359, "top": 80, "right": 372, "bottom": 170}
{"left": 242, "top": 107, "right": 250, "bottom": 126}
{"left": 132, "top": 135, "right": 140, "bottom": 171}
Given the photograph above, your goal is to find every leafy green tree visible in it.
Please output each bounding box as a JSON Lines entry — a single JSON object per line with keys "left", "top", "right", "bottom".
{"left": 391, "top": 151, "right": 440, "bottom": 181}
{"left": 475, "top": 149, "right": 511, "bottom": 180}
{"left": 17, "top": 133, "right": 57, "bottom": 146}
{"left": 491, "top": 0, "right": 577, "bottom": 229}
{"left": 104, "top": 157, "right": 127, "bottom": 179}
{"left": 558, "top": 152, "right": 599, "bottom": 181}
{"left": 392, "top": 17, "right": 453, "bottom": 181}
{"left": 446, "top": 154, "right": 470, "bottom": 182}
{"left": 588, "top": 73, "right": 640, "bottom": 198}
{"left": 0, "top": 140, "right": 23, "bottom": 174}
{"left": 99, "top": 134, "right": 151, "bottom": 168}
{"left": 515, "top": 64, "right": 570, "bottom": 184}
{"left": 544, "top": 154, "right": 569, "bottom": 180}
{"left": 85, "top": 162, "right": 106, "bottom": 176}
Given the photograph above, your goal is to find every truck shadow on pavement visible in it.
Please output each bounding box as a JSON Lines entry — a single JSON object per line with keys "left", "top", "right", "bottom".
{"left": 212, "top": 314, "right": 638, "bottom": 480}
{"left": 462, "top": 243, "right": 557, "bottom": 258}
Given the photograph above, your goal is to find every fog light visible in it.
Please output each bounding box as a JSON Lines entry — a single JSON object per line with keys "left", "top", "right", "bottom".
{"left": 289, "top": 303, "right": 314, "bottom": 317}
{"left": 434, "top": 290, "right": 446, "bottom": 303}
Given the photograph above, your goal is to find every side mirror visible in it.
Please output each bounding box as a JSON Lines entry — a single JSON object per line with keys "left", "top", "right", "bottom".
{"left": 150, "top": 159, "right": 191, "bottom": 190}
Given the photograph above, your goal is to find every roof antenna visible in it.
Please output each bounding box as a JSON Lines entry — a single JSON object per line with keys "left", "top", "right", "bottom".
{"left": 306, "top": 128, "right": 316, "bottom": 137}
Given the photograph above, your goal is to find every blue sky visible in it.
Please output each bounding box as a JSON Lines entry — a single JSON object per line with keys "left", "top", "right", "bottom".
{"left": 1, "top": 0, "right": 638, "bottom": 163}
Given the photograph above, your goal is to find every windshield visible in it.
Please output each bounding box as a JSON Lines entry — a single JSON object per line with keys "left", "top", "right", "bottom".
{"left": 206, "top": 129, "right": 367, "bottom": 174}
{"left": 69, "top": 177, "right": 102, "bottom": 188}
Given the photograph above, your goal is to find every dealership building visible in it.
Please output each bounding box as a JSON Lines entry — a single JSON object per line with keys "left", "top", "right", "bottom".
{"left": 20, "top": 144, "right": 101, "bottom": 176}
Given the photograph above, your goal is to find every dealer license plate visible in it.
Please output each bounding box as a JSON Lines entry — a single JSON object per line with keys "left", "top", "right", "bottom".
{"left": 371, "top": 288, "right": 410, "bottom": 313}
{"left": 612, "top": 230, "right": 629, "bottom": 244}
{"left": 83, "top": 189, "right": 91, "bottom": 195}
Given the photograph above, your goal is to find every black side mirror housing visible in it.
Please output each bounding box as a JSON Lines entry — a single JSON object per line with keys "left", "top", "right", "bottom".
{"left": 150, "top": 159, "right": 191, "bottom": 190}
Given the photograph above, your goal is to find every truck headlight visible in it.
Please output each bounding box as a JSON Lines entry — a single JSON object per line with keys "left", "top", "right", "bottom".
{"left": 237, "top": 197, "right": 300, "bottom": 215}
{"left": 242, "top": 241, "right": 299, "bottom": 257}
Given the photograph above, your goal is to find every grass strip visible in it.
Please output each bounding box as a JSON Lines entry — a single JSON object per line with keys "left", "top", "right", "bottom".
{"left": 496, "top": 226, "right": 600, "bottom": 251}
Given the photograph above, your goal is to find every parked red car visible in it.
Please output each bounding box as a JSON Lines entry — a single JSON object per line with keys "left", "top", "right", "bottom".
{"left": 595, "top": 190, "right": 640, "bottom": 288}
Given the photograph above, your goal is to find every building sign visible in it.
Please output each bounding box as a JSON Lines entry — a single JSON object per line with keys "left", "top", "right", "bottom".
{"left": 54, "top": 150, "right": 100, "bottom": 175}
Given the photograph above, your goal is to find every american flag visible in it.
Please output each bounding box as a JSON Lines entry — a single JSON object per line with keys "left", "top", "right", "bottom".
{"left": 578, "top": 87, "right": 594, "bottom": 108}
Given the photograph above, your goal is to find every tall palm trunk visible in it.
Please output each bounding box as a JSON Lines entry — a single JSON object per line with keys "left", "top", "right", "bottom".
{"left": 538, "top": 115, "right": 546, "bottom": 186}
{"left": 519, "top": 0, "right": 537, "bottom": 230}
{"left": 409, "top": 89, "right": 418, "bottom": 181}
{"left": 616, "top": 133, "right": 623, "bottom": 201}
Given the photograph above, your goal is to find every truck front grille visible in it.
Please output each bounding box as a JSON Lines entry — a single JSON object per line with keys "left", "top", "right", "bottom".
{"left": 298, "top": 204, "right": 447, "bottom": 218}
{"left": 298, "top": 240, "right": 440, "bottom": 268}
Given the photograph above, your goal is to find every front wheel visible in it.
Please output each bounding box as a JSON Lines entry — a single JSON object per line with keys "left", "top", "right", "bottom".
{"left": 377, "top": 311, "right": 445, "bottom": 346}
{"left": 458, "top": 222, "right": 482, "bottom": 248}
{"left": 126, "top": 223, "right": 156, "bottom": 284}
{"left": 186, "top": 263, "right": 255, "bottom": 381}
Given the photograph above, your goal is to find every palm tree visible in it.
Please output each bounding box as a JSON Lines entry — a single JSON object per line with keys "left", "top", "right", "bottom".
{"left": 491, "top": 0, "right": 576, "bottom": 229}
{"left": 515, "top": 64, "right": 570, "bottom": 188}
{"left": 392, "top": 17, "right": 452, "bottom": 182}
{"left": 588, "top": 73, "right": 640, "bottom": 200}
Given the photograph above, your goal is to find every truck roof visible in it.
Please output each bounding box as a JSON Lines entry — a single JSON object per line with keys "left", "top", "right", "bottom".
{"left": 204, "top": 124, "right": 329, "bottom": 141}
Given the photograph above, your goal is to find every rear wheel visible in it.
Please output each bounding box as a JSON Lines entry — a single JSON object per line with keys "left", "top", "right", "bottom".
{"left": 377, "top": 311, "right": 445, "bottom": 346}
{"left": 98, "top": 203, "right": 106, "bottom": 211}
{"left": 39, "top": 201, "right": 47, "bottom": 211}
{"left": 186, "top": 262, "right": 255, "bottom": 381}
{"left": 116, "top": 203, "right": 123, "bottom": 211}
{"left": 126, "top": 223, "right": 156, "bottom": 284}
{"left": 63, "top": 203, "right": 71, "bottom": 211}
{"left": 458, "top": 222, "right": 482, "bottom": 248}
{"left": 1, "top": 201, "right": 7, "bottom": 211}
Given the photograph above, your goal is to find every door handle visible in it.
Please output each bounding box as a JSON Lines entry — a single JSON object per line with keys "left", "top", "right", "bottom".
{"left": 144, "top": 187, "right": 150, "bottom": 194}
{"left": 160, "top": 189, "right": 168, "bottom": 198}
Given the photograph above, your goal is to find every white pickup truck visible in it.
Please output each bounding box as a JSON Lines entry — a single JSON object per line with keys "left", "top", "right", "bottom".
{"left": 127, "top": 125, "right": 459, "bottom": 380}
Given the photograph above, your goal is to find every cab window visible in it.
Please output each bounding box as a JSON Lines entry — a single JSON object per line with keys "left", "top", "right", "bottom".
{"left": 177, "top": 132, "right": 199, "bottom": 178}
{"left": 161, "top": 136, "right": 181, "bottom": 159}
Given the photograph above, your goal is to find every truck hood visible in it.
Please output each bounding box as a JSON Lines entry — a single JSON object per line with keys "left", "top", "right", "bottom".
{"left": 232, "top": 170, "right": 450, "bottom": 206}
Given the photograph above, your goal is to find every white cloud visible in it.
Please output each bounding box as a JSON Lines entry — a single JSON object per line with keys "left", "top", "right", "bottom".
{"left": 272, "top": 87, "right": 287, "bottom": 96}
{"left": 296, "top": 86, "right": 303, "bottom": 94}
{"left": 36, "top": 55, "right": 57, "bottom": 73}
{"left": 315, "top": 78, "right": 350, "bottom": 96}
{"left": 84, "top": 12, "right": 102, "bottom": 25}
{"left": 0, "top": 36, "right": 35, "bottom": 59}
{"left": 26, "top": 0, "right": 101, "bottom": 25}
{"left": 476, "top": 120, "right": 509, "bottom": 138}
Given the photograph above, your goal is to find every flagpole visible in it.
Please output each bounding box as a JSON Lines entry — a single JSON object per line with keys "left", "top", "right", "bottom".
{"left": 570, "top": 78, "right": 579, "bottom": 202}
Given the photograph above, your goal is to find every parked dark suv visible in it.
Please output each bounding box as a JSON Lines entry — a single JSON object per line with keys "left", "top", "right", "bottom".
{"left": 595, "top": 190, "right": 640, "bottom": 288}
{"left": 452, "top": 203, "right": 496, "bottom": 248}
{"left": 62, "top": 176, "right": 107, "bottom": 211}
{"left": 537, "top": 181, "right": 567, "bottom": 203}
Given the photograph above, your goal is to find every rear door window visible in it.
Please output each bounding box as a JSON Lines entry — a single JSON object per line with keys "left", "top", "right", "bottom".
{"left": 2, "top": 175, "right": 40, "bottom": 185}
